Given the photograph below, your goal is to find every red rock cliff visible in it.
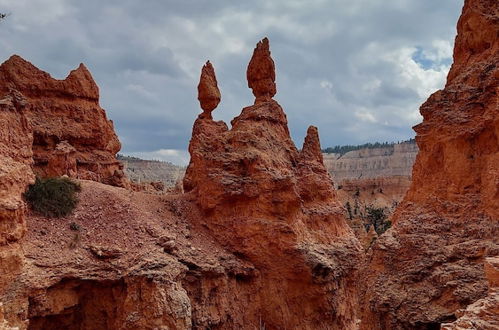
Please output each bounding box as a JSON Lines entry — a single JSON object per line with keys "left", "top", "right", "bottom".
{"left": 0, "top": 89, "right": 35, "bottom": 328}
{"left": 361, "top": 0, "right": 499, "bottom": 328}
{"left": 0, "top": 56, "right": 128, "bottom": 187}
{"left": 184, "top": 39, "right": 362, "bottom": 329}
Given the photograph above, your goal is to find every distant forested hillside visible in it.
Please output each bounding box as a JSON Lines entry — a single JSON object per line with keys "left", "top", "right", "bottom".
{"left": 322, "top": 138, "right": 416, "bottom": 155}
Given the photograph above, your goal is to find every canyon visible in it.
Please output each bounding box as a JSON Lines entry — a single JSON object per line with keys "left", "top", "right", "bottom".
{"left": 0, "top": 0, "right": 497, "bottom": 329}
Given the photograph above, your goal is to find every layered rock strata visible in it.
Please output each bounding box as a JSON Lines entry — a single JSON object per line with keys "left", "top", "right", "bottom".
{"left": 0, "top": 89, "right": 34, "bottom": 329}
{"left": 0, "top": 56, "right": 128, "bottom": 187}
{"left": 184, "top": 39, "right": 362, "bottom": 329}
{"left": 361, "top": 0, "right": 499, "bottom": 328}
{"left": 323, "top": 141, "right": 418, "bottom": 182}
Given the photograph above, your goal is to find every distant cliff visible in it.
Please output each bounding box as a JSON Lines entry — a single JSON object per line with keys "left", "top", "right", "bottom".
{"left": 117, "top": 155, "right": 185, "bottom": 187}
{"left": 323, "top": 140, "right": 417, "bottom": 182}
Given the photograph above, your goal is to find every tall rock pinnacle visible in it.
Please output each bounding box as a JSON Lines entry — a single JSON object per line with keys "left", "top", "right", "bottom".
{"left": 246, "top": 37, "right": 276, "bottom": 103}
{"left": 300, "top": 126, "right": 324, "bottom": 164}
{"left": 197, "top": 61, "right": 220, "bottom": 119}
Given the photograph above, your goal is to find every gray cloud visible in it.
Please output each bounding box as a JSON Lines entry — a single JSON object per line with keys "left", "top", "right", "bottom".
{"left": 0, "top": 0, "right": 463, "bottom": 164}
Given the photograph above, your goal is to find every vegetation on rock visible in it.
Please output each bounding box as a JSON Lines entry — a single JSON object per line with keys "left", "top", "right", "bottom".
{"left": 322, "top": 138, "right": 415, "bottom": 155}
{"left": 25, "top": 177, "right": 81, "bottom": 218}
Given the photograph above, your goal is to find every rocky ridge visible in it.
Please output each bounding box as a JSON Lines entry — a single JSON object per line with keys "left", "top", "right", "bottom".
{"left": 360, "top": 0, "right": 499, "bottom": 328}
{"left": 0, "top": 56, "right": 128, "bottom": 187}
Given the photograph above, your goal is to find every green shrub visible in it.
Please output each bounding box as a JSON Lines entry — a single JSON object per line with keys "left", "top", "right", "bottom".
{"left": 25, "top": 177, "right": 81, "bottom": 218}
{"left": 365, "top": 206, "right": 391, "bottom": 235}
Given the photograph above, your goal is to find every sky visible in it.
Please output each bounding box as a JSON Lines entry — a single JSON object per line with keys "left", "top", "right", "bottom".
{"left": 0, "top": 0, "right": 463, "bottom": 165}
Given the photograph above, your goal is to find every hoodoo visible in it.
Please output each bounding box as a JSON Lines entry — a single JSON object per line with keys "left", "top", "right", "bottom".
{"left": 197, "top": 61, "right": 221, "bottom": 119}
{"left": 183, "top": 38, "right": 362, "bottom": 328}
{"left": 247, "top": 37, "right": 277, "bottom": 103}
{"left": 361, "top": 0, "right": 499, "bottom": 328}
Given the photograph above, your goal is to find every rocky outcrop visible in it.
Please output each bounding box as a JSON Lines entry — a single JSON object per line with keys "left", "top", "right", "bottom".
{"left": 10, "top": 180, "right": 254, "bottom": 329}
{"left": 184, "top": 39, "right": 362, "bottom": 329}
{"left": 0, "top": 56, "right": 128, "bottom": 187}
{"left": 247, "top": 37, "right": 277, "bottom": 104}
{"left": 197, "top": 61, "right": 221, "bottom": 119}
{"left": 442, "top": 257, "right": 499, "bottom": 330}
{"left": 0, "top": 89, "right": 34, "bottom": 328}
{"left": 361, "top": 0, "right": 499, "bottom": 328}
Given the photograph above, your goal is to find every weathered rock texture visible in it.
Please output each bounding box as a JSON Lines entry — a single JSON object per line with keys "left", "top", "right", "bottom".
{"left": 442, "top": 257, "right": 499, "bottom": 330}
{"left": 247, "top": 37, "right": 277, "bottom": 103}
{"left": 361, "top": 0, "right": 499, "bottom": 328}
{"left": 0, "top": 89, "right": 34, "bottom": 329}
{"left": 9, "top": 180, "right": 255, "bottom": 329}
{"left": 197, "top": 61, "right": 221, "bottom": 119}
{"left": 0, "top": 56, "right": 128, "bottom": 187}
{"left": 184, "top": 39, "right": 362, "bottom": 329}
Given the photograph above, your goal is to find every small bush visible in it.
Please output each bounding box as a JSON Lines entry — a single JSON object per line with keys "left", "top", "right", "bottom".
{"left": 365, "top": 206, "right": 391, "bottom": 235}
{"left": 25, "top": 177, "right": 81, "bottom": 218}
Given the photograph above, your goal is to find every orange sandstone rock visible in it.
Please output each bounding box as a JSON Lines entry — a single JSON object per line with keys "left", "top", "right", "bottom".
{"left": 0, "top": 89, "right": 35, "bottom": 327}
{"left": 184, "top": 40, "right": 361, "bottom": 329}
{"left": 197, "top": 61, "right": 221, "bottom": 119}
{"left": 247, "top": 37, "right": 277, "bottom": 103}
{"left": 0, "top": 56, "right": 128, "bottom": 187}
{"left": 361, "top": 0, "right": 499, "bottom": 328}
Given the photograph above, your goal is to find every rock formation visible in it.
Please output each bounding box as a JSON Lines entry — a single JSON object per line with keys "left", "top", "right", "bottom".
{"left": 197, "top": 61, "right": 221, "bottom": 119}
{"left": 442, "top": 257, "right": 499, "bottom": 329}
{"left": 0, "top": 56, "right": 128, "bottom": 187}
{"left": 361, "top": 0, "right": 499, "bottom": 328}
{"left": 184, "top": 39, "right": 362, "bottom": 329}
{"left": 0, "top": 89, "right": 34, "bottom": 328}
{"left": 247, "top": 37, "right": 277, "bottom": 103}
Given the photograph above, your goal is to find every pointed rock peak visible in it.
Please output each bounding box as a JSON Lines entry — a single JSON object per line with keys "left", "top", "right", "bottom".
{"left": 247, "top": 37, "right": 276, "bottom": 104}
{"left": 197, "top": 60, "right": 221, "bottom": 119}
{"left": 3, "top": 54, "right": 30, "bottom": 66}
{"left": 66, "top": 62, "right": 99, "bottom": 99}
{"left": 0, "top": 55, "right": 45, "bottom": 75}
{"left": 301, "top": 126, "right": 324, "bottom": 163}
{"left": 67, "top": 62, "right": 93, "bottom": 81}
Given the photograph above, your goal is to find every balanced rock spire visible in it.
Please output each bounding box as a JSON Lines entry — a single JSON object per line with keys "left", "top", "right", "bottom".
{"left": 197, "top": 61, "right": 220, "bottom": 119}
{"left": 246, "top": 37, "right": 276, "bottom": 103}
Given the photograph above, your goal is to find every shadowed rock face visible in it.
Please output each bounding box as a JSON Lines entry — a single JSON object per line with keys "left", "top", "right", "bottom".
{"left": 197, "top": 61, "right": 221, "bottom": 119}
{"left": 361, "top": 0, "right": 499, "bottom": 328}
{"left": 0, "top": 56, "right": 128, "bottom": 187}
{"left": 184, "top": 39, "right": 362, "bottom": 329}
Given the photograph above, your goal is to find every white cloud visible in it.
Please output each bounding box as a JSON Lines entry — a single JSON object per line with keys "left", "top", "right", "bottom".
{"left": 355, "top": 110, "right": 377, "bottom": 123}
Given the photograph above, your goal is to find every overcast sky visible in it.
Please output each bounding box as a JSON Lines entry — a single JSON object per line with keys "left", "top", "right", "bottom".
{"left": 0, "top": 0, "right": 463, "bottom": 165}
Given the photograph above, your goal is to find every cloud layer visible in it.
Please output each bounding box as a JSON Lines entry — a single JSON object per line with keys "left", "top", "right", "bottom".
{"left": 0, "top": 0, "right": 463, "bottom": 164}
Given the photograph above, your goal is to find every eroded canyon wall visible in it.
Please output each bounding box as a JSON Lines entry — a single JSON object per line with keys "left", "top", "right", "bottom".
{"left": 0, "top": 56, "right": 128, "bottom": 187}
{"left": 0, "top": 89, "right": 34, "bottom": 329}
{"left": 361, "top": 0, "right": 499, "bottom": 328}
